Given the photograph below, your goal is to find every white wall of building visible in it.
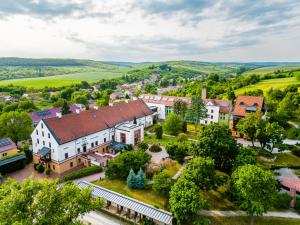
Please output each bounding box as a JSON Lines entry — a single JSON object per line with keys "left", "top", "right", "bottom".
{"left": 200, "top": 103, "right": 220, "bottom": 125}
{"left": 143, "top": 102, "right": 166, "bottom": 120}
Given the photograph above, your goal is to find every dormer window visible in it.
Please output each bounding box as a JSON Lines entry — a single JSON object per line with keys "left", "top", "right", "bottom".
{"left": 240, "top": 101, "right": 244, "bottom": 105}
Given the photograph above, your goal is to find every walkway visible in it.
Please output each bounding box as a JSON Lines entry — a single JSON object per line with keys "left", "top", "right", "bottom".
{"left": 172, "top": 161, "right": 187, "bottom": 179}
{"left": 73, "top": 171, "right": 105, "bottom": 184}
{"left": 81, "top": 211, "right": 128, "bottom": 225}
{"left": 198, "top": 210, "right": 300, "bottom": 219}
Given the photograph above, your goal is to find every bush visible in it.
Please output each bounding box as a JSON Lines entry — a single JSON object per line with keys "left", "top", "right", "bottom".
{"left": 291, "top": 146, "right": 300, "bottom": 157}
{"left": 149, "top": 144, "right": 162, "bottom": 153}
{"left": 177, "top": 133, "right": 188, "bottom": 142}
{"left": 295, "top": 196, "right": 300, "bottom": 210}
{"left": 36, "top": 164, "right": 44, "bottom": 173}
{"left": 45, "top": 168, "right": 51, "bottom": 175}
{"left": 62, "top": 166, "right": 102, "bottom": 182}
{"left": 287, "top": 127, "right": 300, "bottom": 140}
{"left": 154, "top": 125, "right": 163, "bottom": 139}
{"left": 138, "top": 142, "right": 149, "bottom": 151}
{"left": 33, "top": 163, "right": 39, "bottom": 170}
{"left": 273, "top": 192, "right": 291, "bottom": 209}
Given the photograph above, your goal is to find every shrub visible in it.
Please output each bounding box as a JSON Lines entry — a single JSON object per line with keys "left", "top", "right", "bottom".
{"left": 36, "top": 164, "right": 44, "bottom": 173}
{"left": 45, "top": 168, "right": 51, "bottom": 175}
{"left": 149, "top": 144, "right": 162, "bottom": 153}
{"left": 33, "top": 163, "right": 39, "bottom": 170}
{"left": 273, "top": 192, "right": 291, "bottom": 209}
{"left": 291, "top": 146, "right": 300, "bottom": 157}
{"left": 62, "top": 166, "right": 102, "bottom": 182}
{"left": 154, "top": 125, "right": 163, "bottom": 139}
{"left": 138, "top": 142, "right": 149, "bottom": 151}
{"left": 176, "top": 133, "right": 188, "bottom": 142}
{"left": 287, "top": 127, "right": 300, "bottom": 140}
{"left": 166, "top": 142, "right": 189, "bottom": 163}
{"left": 295, "top": 196, "right": 300, "bottom": 210}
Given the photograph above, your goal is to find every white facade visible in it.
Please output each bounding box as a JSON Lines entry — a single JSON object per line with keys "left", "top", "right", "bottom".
{"left": 200, "top": 101, "right": 220, "bottom": 125}
{"left": 115, "top": 123, "right": 144, "bottom": 145}
{"left": 143, "top": 102, "right": 166, "bottom": 120}
{"left": 31, "top": 114, "right": 153, "bottom": 163}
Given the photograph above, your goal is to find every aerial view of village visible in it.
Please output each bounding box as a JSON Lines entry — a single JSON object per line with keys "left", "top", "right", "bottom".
{"left": 0, "top": 1, "right": 300, "bottom": 225}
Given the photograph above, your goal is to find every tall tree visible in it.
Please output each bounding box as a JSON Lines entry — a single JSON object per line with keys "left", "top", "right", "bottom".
{"left": 136, "top": 168, "right": 146, "bottom": 189}
{"left": 237, "top": 112, "right": 260, "bottom": 147}
{"left": 185, "top": 97, "right": 207, "bottom": 130}
{"left": 169, "top": 177, "right": 207, "bottom": 224}
{"left": 173, "top": 99, "right": 188, "bottom": 119}
{"left": 0, "top": 111, "right": 32, "bottom": 143}
{"left": 61, "top": 100, "right": 71, "bottom": 115}
{"left": 164, "top": 113, "right": 183, "bottom": 136}
{"left": 195, "top": 123, "right": 239, "bottom": 173}
{"left": 182, "top": 157, "right": 216, "bottom": 190}
{"left": 0, "top": 178, "right": 103, "bottom": 225}
{"left": 153, "top": 171, "right": 173, "bottom": 196}
{"left": 230, "top": 165, "right": 277, "bottom": 225}
{"left": 265, "top": 122, "right": 286, "bottom": 152}
{"left": 127, "top": 169, "right": 137, "bottom": 189}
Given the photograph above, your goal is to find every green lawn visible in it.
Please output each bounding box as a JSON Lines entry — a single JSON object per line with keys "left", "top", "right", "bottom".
{"left": 93, "top": 179, "right": 168, "bottom": 209}
{"left": 144, "top": 133, "right": 177, "bottom": 146}
{"left": 162, "top": 162, "right": 182, "bottom": 177}
{"left": 257, "top": 152, "right": 300, "bottom": 169}
{"left": 205, "top": 216, "right": 300, "bottom": 225}
{"left": 0, "top": 71, "right": 125, "bottom": 88}
{"left": 235, "top": 77, "right": 300, "bottom": 95}
{"left": 204, "top": 185, "right": 237, "bottom": 210}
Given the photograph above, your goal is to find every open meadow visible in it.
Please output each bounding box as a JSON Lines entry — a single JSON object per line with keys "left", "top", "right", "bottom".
{"left": 235, "top": 77, "right": 300, "bottom": 95}
{"left": 0, "top": 71, "right": 125, "bottom": 88}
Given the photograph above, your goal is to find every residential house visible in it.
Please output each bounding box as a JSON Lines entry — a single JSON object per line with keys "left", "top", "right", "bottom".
{"left": 157, "top": 85, "right": 182, "bottom": 95}
{"left": 29, "top": 104, "right": 83, "bottom": 126}
{"left": 139, "top": 94, "right": 232, "bottom": 124}
{"left": 31, "top": 100, "right": 154, "bottom": 174}
{"left": 231, "top": 95, "right": 265, "bottom": 136}
{"left": 0, "top": 138, "right": 26, "bottom": 174}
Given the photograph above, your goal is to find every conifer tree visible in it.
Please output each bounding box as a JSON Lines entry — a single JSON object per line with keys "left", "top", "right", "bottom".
{"left": 136, "top": 168, "right": 146, "bottom": 189}
{"left": 127, "top": 169, "right": 136, "bottom": 189}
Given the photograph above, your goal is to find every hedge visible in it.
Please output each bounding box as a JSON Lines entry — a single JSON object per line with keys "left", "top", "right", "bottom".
{"left": 61, "top": 166, "right": 102, "bottom": 182}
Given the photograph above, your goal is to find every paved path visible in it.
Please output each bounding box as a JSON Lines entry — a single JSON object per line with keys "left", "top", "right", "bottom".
{"left": 172, "top": 162, "right": 187, "bottom": 179}
{"left": 73, "top": 171, "right": 105, "bottom": 184}
{"left": 146, "top": 145, "right": 169, "bottom": 163}
{"left": 81, "top": 211, "right": 128, "bottom": 225}
{"left": 198, "top": 210, "right": 300, "bottom": 219}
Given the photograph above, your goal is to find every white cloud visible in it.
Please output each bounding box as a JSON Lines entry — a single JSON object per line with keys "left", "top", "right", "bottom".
{"left": 0, "top": 0, "right": 299, "bottom": 61}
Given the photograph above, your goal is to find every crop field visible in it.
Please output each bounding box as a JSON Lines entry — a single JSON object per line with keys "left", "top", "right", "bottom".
{"left": 244, "top": 65, "right": 300, "bottom": 74}
{"left": 0, "top": 71, "right": 125, "bottom": 88}
{"left": 235, "top": 77, "right": 300, "bottom": 95}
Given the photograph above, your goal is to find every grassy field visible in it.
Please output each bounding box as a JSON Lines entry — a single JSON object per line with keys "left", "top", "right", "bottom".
{"left": 257, "top": 152, "right": 300, "bottom": 169}
{"left": 205, "top": 216, "right": 300, "bottom": 225}
{"left": 162, "top": 162, "right": 182, "bottom": 177}
{"left": 244, "top": 65, "right": 300, "bottom": 74}
{"left": 144, "top": 133, "right": 177, "bottom": 146}
{"left": 93, "top": 179, "right": 168, "bottom": 209}
{"left": 235, "top": 77, "right": 300, "bottom": 95}
{"left": 204, "top": 185, "right": 236, "bottom": 210}
{"left": 0, "top": 71, "right": 125, "bottom": 88}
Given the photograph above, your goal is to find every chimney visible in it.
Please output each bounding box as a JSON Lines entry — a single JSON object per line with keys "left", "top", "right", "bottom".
{"left": 201, "top": 88, "right": 207, "bottom": 100}
{"left": 75, "top": 109, "right": 80, "bottom": 114}
{"left": 56, "top": 112, "right": 62, "bottom": 118}
{"left": 94, "top": 106, "right": 99, "bottom": 110}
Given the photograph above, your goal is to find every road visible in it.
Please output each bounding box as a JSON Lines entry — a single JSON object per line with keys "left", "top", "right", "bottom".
{"left": 81, "top": 211, "right": 128, "bottom": 225}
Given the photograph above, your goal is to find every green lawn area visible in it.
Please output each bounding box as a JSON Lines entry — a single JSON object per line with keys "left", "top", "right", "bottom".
{"left": 204, "top": 185, "right": 237, "bottom": 210}
{"left": 235, "top": 77, "right": 300, "bottom": 95}
{"left": 0, "top": 70, "right": 124, "bottom": 88}
{"left": 144, "top": 133, "right": 177, "bottom": 146}
{"left": 162, "top": 162, "right": 182, "bottom": 177}
{"left": 93, "top": 179, "right": 168, "bottom": 209}
{"left": 257, "top": 152, "right": 300, "bottom": 169}
{"left": 205, "top": 216, "right": 300, "bottom": 225}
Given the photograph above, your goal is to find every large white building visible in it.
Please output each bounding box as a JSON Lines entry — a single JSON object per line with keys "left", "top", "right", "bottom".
{"left": 31, "top": 100, "right": 154, "bottom": 174}
{"left": 139, "top": 94, "right": 232, "bottom": 124}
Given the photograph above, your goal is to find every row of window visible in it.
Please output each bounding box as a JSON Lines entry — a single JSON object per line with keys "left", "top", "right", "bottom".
{"left": 37, "top": 138, "right": 51, "bottom": 148}
{"left": 36, "top": 130, "right": 51, "bottom": 139}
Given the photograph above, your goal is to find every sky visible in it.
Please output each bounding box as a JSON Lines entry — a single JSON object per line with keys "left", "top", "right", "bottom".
{"left": 0, "top": 0, "right": 300, "bottom": 62}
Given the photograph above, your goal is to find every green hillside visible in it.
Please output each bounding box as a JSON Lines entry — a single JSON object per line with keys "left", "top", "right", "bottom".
{"left": 235, "top": 77, "right": 300, "bottom": 95}
{"left": 244, "top": 64, "right": 300, "bottom": 74}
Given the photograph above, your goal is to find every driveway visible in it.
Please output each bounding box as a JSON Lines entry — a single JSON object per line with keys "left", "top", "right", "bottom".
{"left": 73, "top": 171, "right": 105, "bottom": 184}
{"left": 5, "top": 163, "right": 59, "bottom": 182}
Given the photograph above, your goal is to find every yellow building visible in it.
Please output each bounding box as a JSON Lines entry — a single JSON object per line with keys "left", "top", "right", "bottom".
{"left": 0, "top": 138, "right": 18, "bottom": 158}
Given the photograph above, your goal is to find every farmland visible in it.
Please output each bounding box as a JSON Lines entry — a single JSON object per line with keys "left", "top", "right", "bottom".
{"left": 0, "top": 71, "right": 125, "bottom": 88}
{"left": 235, "top": 77, "right": 300, "bottom": 95}
{"left": 244, "top": 64, "right": 300, "bottom": 74}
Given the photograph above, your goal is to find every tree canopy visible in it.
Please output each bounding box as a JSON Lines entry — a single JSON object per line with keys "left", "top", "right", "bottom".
{"left": 164, "top": 113, "right": 183, "bottom": 136}
{"left": 195, "top": 123, "right": 239, "bottom": 173}
{"left": 0, "top": 111, "right": 32, "bottom": 143}
{"left": 0, "top": 178, "right": 103, "bottom": 225}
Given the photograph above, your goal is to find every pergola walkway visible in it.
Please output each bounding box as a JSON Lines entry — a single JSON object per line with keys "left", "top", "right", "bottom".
{"left": 78, "top": 181, "right": 173, "bottom": 225}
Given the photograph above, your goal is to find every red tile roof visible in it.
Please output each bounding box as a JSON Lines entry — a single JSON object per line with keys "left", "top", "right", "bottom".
{"left": 203, "top": 99, "right": 232, "bottom": 114}
{"left": 233, "top": 95, "right": 264, "bottom": 117}
{"left": 139, "top": 94, "right": 191, "bottom": 107}
{"left": 43, "top": 100, "right": 152, "bottom": 144}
